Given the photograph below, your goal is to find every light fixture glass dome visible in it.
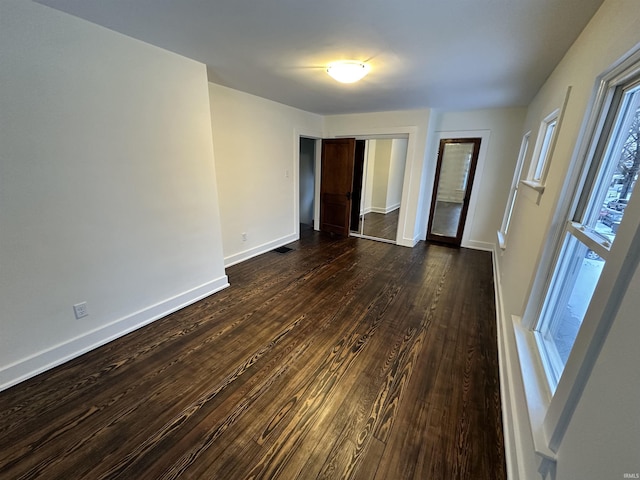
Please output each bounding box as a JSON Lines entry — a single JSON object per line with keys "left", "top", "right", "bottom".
{"left": 326, "top": 61, "right": 370, "bottom": 83}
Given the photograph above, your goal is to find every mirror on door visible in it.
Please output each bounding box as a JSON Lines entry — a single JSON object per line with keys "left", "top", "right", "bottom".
{"left": 427, "top": 138, "right": 481, "bottom": 246}
{"left": 349, "top": 138, "right": 408, "bottom": 242}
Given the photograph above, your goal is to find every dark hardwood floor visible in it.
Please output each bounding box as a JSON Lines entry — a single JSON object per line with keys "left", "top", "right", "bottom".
{"left": 0, "top": 227, "right": 505, "bottom": 479}
{"left": 353, "top": 210, "right": 399, "bottom": 241}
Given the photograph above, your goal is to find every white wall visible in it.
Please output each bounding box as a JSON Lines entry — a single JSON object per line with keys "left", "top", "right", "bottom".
{"left": 363, "top": 140, "right": 377, "bottom": 214}
{"left": 555, "top": 264, "right": 640, "bottom": 480}
{"left": 371, "top": 139, "right": 392, "bottom": 213}
{"left": 324, "top": 109, "right": 433, "bottom": 246}
{"left": 208, "top": 94, "right": 433, "bottom": 253}
{"left": 0, "top": 0, "right": 227, "bottom": 390}
{"left": 432, "top": 108, "right": 526, "bottom": 250}
{"left": 369, "top": 139, "right": 407, "bottom": 213}
{"left": 209, "top": 83, "right": 323, "bottom": 266}
{"left": 387, "top": 139, "right": 408, "bottom": 211}
{"left": 495, "top": 0, "right": 640, "bottom": 478}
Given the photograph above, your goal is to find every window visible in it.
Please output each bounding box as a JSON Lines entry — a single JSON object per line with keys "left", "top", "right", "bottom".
{"left": 522, "top": 87, "right": 572, "bottom": 196}
{"left": 498, "top": 132, "right": 530, "bottom": 248}
{"left": 534, "top": 81, "right": 640, "bottom": 390}
{"left": 529, "top": 110, "right": 559, "bottom": 185}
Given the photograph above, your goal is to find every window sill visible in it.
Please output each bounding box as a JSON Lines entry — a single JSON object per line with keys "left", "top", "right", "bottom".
{"left": 511, "top": 315, "right": 557, "bottom": 477}
{"left": 520, "top": 179, "right": 546, "bottom": 194}
{"left": 497, "top": 230, "right": 507, "bottom": 250}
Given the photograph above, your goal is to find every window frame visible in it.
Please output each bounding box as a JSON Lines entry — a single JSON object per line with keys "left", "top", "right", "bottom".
{"left": 529, "top": 110, "right": 559, "bottom": 184}
{"left": 519, "top": 45, "right": 640, "bottom": 459}
{"left": 533, "top": 85, "right": 640, "bottom": 387}
{"left": 498, "top": 132, "right": 530, "bottom": 249}
{"left": 521, "top": 87, "right": 572, "bottom": 196}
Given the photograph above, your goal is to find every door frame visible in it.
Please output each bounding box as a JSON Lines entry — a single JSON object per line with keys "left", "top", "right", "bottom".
{"left": 298, "top": 136, "right": 317, "bottom": 228}
{"left": 320, "top": 129, "right": 416, "bottom": 245}
{"left": 294, "top": 129, "right": 323, "bottom": 239}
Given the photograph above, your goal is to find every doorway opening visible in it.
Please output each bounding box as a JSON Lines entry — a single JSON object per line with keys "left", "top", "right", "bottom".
{"left": 318, "top": 135, "right": 409, "bottom": 244}
{"left": 299, "top": 137, "right": 316, "bottom": 231}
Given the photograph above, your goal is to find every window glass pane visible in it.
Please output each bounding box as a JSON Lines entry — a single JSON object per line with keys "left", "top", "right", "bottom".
{"left": 585, "top": 87, "right": 640, "bottom": 246}
{"left": 533, "top": 120, "right": 557, "bottom": 181}
{"left": 502, "top": 133, "right": 529, "bottom": 236}
{"left": 504, "top": 190, "right": 518, "bottom": 235}
{"left": 536, "top": 235, "right": 605, "bottom": 387}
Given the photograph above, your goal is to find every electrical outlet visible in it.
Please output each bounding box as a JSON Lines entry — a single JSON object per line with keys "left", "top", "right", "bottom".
{"left": 73, "top": 302, "right": 88, "bottom": 319}
{"left": 242, "top": 232, "right": 247, "bottom": 241}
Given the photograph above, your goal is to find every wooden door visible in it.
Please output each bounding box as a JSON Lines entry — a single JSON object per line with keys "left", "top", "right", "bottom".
{"left": 426, "top": 138, "right": 481, "bottom": 246}
{"left": 320, "top": 138, "right": 356, "bottom": 236}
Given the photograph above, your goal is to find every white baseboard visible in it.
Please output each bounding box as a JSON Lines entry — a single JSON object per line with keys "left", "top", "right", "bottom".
{"left": 493, "top": 244, "right": 545, "bottom": 480}
{"left": 0, "top": 276, "right": 229, "bottom": 392}
{"left": 386, "top": 203, "right": 401, "bottom": 213}
{"left": 492, "top": 247, "right": 521, "bottom": 480}
{"left": 462, "top": 239, "right": 495, "bottom": 251}
{"left": 224, "top": 233, "right": 298, "bottom": 268}
{"left": 370, "top": 204, "right": 400, "bottom": 215}
{"left": 397, "top": 235, "right": 421, "bottom": 247}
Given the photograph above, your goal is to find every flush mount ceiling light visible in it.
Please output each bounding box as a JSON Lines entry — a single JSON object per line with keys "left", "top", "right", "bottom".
{"left": 326, "top": 61, "right": 370, "bottom": 83}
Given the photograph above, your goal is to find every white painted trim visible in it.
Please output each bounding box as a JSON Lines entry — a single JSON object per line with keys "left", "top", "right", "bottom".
{"left": 397, "top": 232, "right": 421, "bottom": 248}
{"left": 386, "top": 203, "right": 401, "bottom": 213}
{"left": 500, "top": 131, "right": 531, "bottom": 236}
{"left": 224, "top": 232, "right": 298, "bottom": 267}
{"left": 494, "top": 245, "right": 556, "bottom": 480}
{"left": 350, "top": 233, "right": 395, "bottom": 245}
{"left": 497, "top": 230, "right": 507, "bottom": 250}
{"left": 324, "top": 125, "right": 419, "bottom": 247}
{"left": 526, "top": 105, "right": 561, "bottom": 185}
{"left": 492, "top": 246, "right": 521, "bottom": 480}
{"left": 511, "top": 318, "right": 555, "bottom": 455}
{"left": 461, "top": 239, "right": 494, "bottom": 251}
{"left": 0, "top": 276, "right": 230, "bottom": 392}
{"left": 314, "top": 139, "right": 323, "bottom": 231}
{"left": 370, "top": 204, "right": 400, "bottom": 215}
{"left": 520, "top": 179, "right": 546, "bottom": 194}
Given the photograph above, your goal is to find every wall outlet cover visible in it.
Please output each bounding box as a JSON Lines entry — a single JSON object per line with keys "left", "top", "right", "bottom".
{"left": 73, "top": 302, "right": 88, "bottom": 319}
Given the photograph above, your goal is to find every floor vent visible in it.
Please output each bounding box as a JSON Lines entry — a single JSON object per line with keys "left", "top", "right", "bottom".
{"left": 273, "top": 246, "right": 293, "bottom": 254}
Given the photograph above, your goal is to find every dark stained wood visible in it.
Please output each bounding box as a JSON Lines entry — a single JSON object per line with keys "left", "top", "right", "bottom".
{"left": 359, "top": 210, "right": 400, "bottom": 241}
{"left": 0, "top": 228, "right": 506, "bottom": 479}
{"left": 320, "top": 138, "right": 356, "bottom": 237}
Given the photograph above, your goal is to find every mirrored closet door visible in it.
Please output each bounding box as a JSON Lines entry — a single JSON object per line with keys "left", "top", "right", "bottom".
{"left": 350, "top": 138, "right": 408, "bottom": 243}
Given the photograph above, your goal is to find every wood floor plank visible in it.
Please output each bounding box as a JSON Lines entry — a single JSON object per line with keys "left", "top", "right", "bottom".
{"left": 0, "top": 230, "right": 506, "bottom": 480}
{"left": 143, "top": 240, "right": 408, "bottom": 478}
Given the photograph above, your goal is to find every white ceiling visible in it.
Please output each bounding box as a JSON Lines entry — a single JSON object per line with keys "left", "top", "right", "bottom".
{"left": 37, "top": 0, "right": 604, "bottom": 115}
